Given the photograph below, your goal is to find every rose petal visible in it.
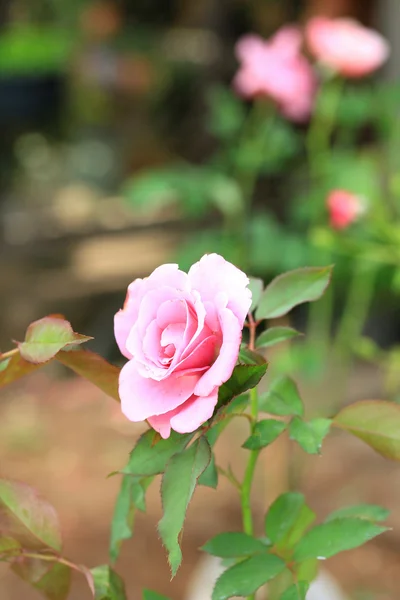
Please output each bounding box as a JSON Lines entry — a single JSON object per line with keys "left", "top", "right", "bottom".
{"left": 148, "top": 388, "right": 219, "bottom": 438}
{"left": 188, "top": 254, "right": 251, "bottom": 326}
{"left": 114, "top": 264, "right": 190, "bottom": 358}
{"left": 119, "top": 360, "right": 199, "bottom": 421}
{"left": 195, "top": 306, "right": 242, "bottom": 397}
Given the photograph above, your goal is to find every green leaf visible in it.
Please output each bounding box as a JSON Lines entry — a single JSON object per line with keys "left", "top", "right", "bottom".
{"left": 256, "top": 267, "right": 332, "bottom": 320}
{"left": 198, "top": 453, "right": 218, "bottom": 488}
{"left": 91, "top": 565, "right": 127, "bottom": 600}
{"left": 0, "top": 352, "right": 44, "bottom": 388}
{"left": 259, "top": 377, "right": 304, "bottom": 417}
{"left": 207, "top": 85, "right": 246, "bottom": 140}
{"left": 109, "top": 475, "right": 153, "bottom": 563}
{"left": 12, "top": 560, "right": 71, "bottom": 600}
{"left": 0, "top": 479, "right": 61, "bottom": 551}
{"left": 289, "top": 418, "right": 331, "bottom": 455}
{"left": 199, "top": 394, "right": 249, "bottom": 488}
{"left": 248, "top": 277, "right": 264, "bottom": 312}
{"left": 143, "top": 591, "right": 171, "bottom": 600}
{"left": 202, "top": 532, "right": 268, "bottom": 558}
{"left": 218, "top": 364, "right": 267, "bottom": 408}
{"left": 256, "top": 327, "right": 301, "bottom": 350}
{"left": 123, "top": 430, "right": 194, "bottom": 477}
{"left": 56, "top": 349, "right": 121, "bottom": 402}
{"left": 243, "top": 419, "right": 286, "bottom": 450}
{"left": 212, "top": 554, "right": 286, "bottom": 600}
{"left": 333, "top": 400, "right": 400, "bottom": 461}
{"left": 158, "top": 438, "right": 211, "bottom": 576}
{"left": 326, "top": 504, "right": 389, "bottom": 523}
{"left": 280, "top": 582, "right": 309, "bottom": 600}
{"left": 18, "top": 317, "right": 92, "bottom": 363}
{"left": 294, "top": 559, "right": 318, "bottom": 583}
{"left": 293, "top": 518, "right": 388, "bottom": 562}
{"left": 265, "top": 493, "right": 316, "bottom": 555}
{"left": 239, "top": 346, "right": 267, "bottom": 366}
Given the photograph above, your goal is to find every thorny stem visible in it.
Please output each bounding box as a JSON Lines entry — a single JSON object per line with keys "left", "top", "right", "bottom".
{"left": 240, "top": 316, "right": 260, "bottom": 600}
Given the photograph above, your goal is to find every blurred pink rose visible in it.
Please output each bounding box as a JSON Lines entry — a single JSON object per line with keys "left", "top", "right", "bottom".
{"left": 306, "top": 17, "right": 389, "bottom": 77}
{"left": 233, "top": 26, "right": 316, "bottom": 122}
{"left": 114, "top": 254, "right": 251, "bottom": 438}
{"left": 327, "top": 190, "right": 364, "bottom": 229}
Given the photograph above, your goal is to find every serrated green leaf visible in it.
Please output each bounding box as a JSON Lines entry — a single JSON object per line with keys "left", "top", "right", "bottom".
{"left": 12, "top": 560, "right": 71, "bottom": 600}
{"left": 202, "top": 532, "right": 268, "bottom": 558}
{"left": 289, "top": 418, "right": 331, "bottom": 455}
{"left": 212, "top": 554, "right": 286, "bottom": 600}
{"left": 259, "top": 377, "right": 303, "bottom": 417}
{"left": 256, "top": 327, "right": 301, "bottom": 350}
{"left": 143, "top": 591, "right": 170, "bottom": 600}
{"left": 280, "top": 581, "right": 309, "bottom": 600}
{"left": 248, "top": 278, "right": 264, "bottom": 312}
{"left": 0, "top": 479, "right": 61, "bottom": 551}
{"left": 239, "top": 346, "right": 266, "bottom": 366}
{"left": 293, "top": 518, "right": 388, "bottom": 562}
{"left": 243, "top": 419, "right": 286, "bottom": 450}
{"left": 198, "top": 453, "right": 218, "bottom": 488}
{"left": 91, "top": 565, "right": 127, "bottom": 600}
{"left": 123, "top": 430, "right": 194, "bottom": 477}
{"left": 109, "top": 475, "right": 153, "bottom": 563}
{"left": 326, "top": 504, "right": 389, "bottom": 523}
{"left": 294, "top": 559, "right": 318, "bottom": 583}
{"left": 265, "top": 493, "right": 316, "bottom": 553}
{"left": 256, "top": 267, "right": 332, "bottom": 320}
{"left": 218, "top": 364, "right": 267, "bottom": 409}
{"left": 159, "top": 438, "right": 211, "bottom": 576}
{"left": 333, "top": 400, "right": 400, "bottom": 461}
{"left": 18, "top": 317, "right": 92, "bottom": 363}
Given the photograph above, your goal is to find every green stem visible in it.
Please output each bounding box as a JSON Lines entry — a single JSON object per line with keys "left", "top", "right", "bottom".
{"left": 331, "top": 259, "right": 377, "bottom": 407}
{"left": 240, "top": 386, "right": 260, "bottom": 600}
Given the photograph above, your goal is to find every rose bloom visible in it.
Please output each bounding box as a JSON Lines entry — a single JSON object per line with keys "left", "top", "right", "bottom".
{"left": 327, "top": 189, "right": 365, "bottom": 230}
{"left": 306, "top": 17, "right": 390, "bottom": 78}
{"left": 114, "top": 254, "right": 251, "bottom": 438}
{"left": 233, "top": 26, "right": 317, "bottom": 122}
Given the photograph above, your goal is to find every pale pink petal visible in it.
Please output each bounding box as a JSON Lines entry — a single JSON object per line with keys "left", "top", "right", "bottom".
{"left": 306, "top": 16, "right": 389, "bottom": 77}
{"left": 114, "top": 264, "right": 190, "bottom": 358}
{"left": 114, "top": 279, "right": 145, "bottom": 359}
{"left": 156, "top": 298, "right": 188, "bottom": 329}
{"left": 148, "top": 389, "right": 219, "bottom": 438}
{"left": 142, "top": 319, "right": 163, "bottom": 366}
{"left": 188, "top": 254, "right": 251, "bottom": 325}
{"left": 119, "top": 360, "right": 199, "bottom": 422}
{"left": 235, "top": 34, "right": 266, "bottom": 64}
{"left": 174, "top": 334, "right": 217, "bottom": 373}
{"left": 270, "top": 25, "right": 303, "bottom": 58}
{"left": 161, "top": 323, "right": 186, "bottom": 350}
{"left": 170, "top": 389, "right": 219, "bottom": 433}
{"left": 194, "top": 306, "right": 242, "bottom": 397}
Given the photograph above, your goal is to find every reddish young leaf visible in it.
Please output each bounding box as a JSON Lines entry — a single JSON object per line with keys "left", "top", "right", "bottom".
{"left": 0, "top": 352, "right": 44, "bottom": 388}
{"left": 56, "top": 349, "right": 121, "bottom": 402}
{"left": 0, "top": 479, "right": 62, "bottom": 551}
{"left": 18, "top": 317, "right": 92, "bottom": 364}
{"left": 12, "top": 559, "right": 71, "bottom": 600}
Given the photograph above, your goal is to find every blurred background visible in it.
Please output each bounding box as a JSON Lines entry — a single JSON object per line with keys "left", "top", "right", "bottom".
{"left": 2, "top": 1, "right": 400, "bottom": 599}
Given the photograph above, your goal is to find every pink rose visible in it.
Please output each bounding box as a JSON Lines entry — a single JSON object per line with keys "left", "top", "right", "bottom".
{"left": 306, "top": 17, "right": 390, "bottom": 78}
{"left": 114, "top": 254, "right": 251, "bottom": 439}
{"left": 327, "top": 189, "right": 365, "bottom": 229}
{"left": 233, "top": 26, "right": 317, "bottom": 122}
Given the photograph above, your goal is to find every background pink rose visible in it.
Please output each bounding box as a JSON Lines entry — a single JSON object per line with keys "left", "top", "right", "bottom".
{"left": 114, "top": 254, "right": 251, "bottom": 438}
{"left": 306, "top": 17, "right": 390, "bottom": 78}
{"left": 326, "top": 189, "right": 365, "bottom": 230}
{"left": 233, "top": 26, "right": 316, "bottom": 122}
